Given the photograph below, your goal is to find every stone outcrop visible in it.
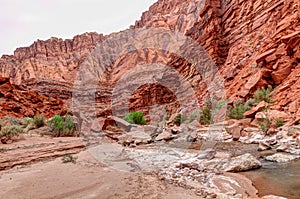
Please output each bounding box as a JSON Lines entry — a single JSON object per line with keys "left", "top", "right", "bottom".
{"left": 0, "top": 33, "right": 105, "bottom": 99}
{"left": 0, "top": 135, "right": 84, "bottom": 170}
{"left": 0, "top": 0, "right": 299, "bottom": 123}
{"left": 0, "top": 77, "right": 66, "bottom": 118}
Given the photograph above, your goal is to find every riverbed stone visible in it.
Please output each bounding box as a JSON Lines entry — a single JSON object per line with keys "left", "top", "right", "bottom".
{"left": 155, "top": 130, "right": 176, "bottom": 141}
{"left": 258, "top": 141, "right": 272, "bottom": 151}
{"left": 265, "top": 153, "right": 299, "bottom": 163}
{"left": 261, "top": 195, "right": 288, "bottom": 199}
{"left": 222, "top": 153, "right": 262, "bottom": 172}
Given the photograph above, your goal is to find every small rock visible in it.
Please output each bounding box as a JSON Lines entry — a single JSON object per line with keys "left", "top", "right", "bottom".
{"left": 196, "top": 149, "right": 216, "bottom": 160}
{"left": 258, "top": 141, "right": 271, "bottom": 151}
{"left": 90, "top": 118, "right": 102, "bottom": 132}
{"left": 276, "top": 142, "right": 290, "bottom": 152}
{"left": 296, "top": 137, "right": 300, "bottom": 145}
{"left": 186, "top": 132, "right": 197, "bottom": 142}
{"left": 225, "top": 122, "right": 242, "bottom": 141}
{"left": 267, "top": 127, "right": 278, "bottom": 135}
{"left": 155, "top": 130, "right": 176, "bottom": 141}
{"left": 255, "top": 112, "right": 267, "bottom": 121}
{"left": 266, "top": 138, "right": 277, "bottom": 146}
{"left": 187, "top": 120, "right": 201, "bottom": 131}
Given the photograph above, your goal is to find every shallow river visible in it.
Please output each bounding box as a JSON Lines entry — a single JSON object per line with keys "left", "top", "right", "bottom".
{"left": 185, "top": 141, "right": 300, "bottom": 199}
{"left": 242, "top": 160, "right": 300, "bottom": 199}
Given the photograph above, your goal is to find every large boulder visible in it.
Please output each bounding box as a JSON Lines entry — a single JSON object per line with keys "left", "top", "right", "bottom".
{"left": 223, "top": 153, "right": 262, "bottom": 172}
{"left": 102, "top": 116, "right": 132, "bottom": 132}
{"left": 111, "top": 116, "right": 132, "bottom": 132}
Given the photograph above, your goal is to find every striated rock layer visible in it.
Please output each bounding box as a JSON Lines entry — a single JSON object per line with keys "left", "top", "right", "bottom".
{"left": 0, "top": 0, "right": 300, "bottom": 121}
{"left": 0, "top": 77, "right": 66, "bottom": 118}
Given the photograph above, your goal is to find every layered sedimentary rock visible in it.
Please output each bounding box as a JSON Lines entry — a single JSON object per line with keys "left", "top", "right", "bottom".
{"left": 0, "top": 33, "right": 105, "bottom": 99}
{"left": 0, "top": 77, "right": 66, "bottom": 118}
{"left": 0, "top": 0, "right": 300, "bottom": 121}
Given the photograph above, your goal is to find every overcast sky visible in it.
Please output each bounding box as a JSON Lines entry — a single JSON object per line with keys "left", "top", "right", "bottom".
{"left": 0, "top": 0, "right": 157, "bottom": 56}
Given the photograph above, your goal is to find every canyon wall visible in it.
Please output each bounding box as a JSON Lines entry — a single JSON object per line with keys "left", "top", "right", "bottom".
{"left": 0, "top": 0, "right": 299, "bottom": 121}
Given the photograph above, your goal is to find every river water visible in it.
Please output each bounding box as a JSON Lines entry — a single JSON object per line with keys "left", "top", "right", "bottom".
{"left": 185, "top": 141, "right": 300, "bottom": 199}
{"left": 242, "top": 160, "right": 300, "bottom": 199}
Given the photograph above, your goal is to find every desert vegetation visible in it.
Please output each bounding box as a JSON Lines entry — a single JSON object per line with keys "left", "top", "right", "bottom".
{"left": 123, "top": 112, "right": 147, "bottom": 125}
{"left": 49, "top": 114, "right": 76, "bottom": 137}
{"left": 0, "top": 114, "right": 77, "bottom": 144}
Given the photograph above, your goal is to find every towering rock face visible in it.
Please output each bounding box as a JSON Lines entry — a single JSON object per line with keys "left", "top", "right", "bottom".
{"left": 132, "top": 0, "right": 300, "bottom": 118}
{"left": 0, "top": 77, "right": 66, "bottom": 118}
{"left": 0, "top": 33, "right": 105, "bottom": 99}
{"left": 0, "top": 0, "right": 299, "bottom": 120}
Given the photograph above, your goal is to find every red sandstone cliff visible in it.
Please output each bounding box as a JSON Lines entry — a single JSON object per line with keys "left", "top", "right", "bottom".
{"left": 0, "top": 77, "right": 66, "bottom": 118}
{"left": 0, "top": 0, "right": 299, "bottom": 120}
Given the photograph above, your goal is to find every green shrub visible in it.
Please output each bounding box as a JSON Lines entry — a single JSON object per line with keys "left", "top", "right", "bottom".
{"left": 62, "top": 114, "right": 75, "bottom": 136}
{"left": 173, "top": 114, "right": 186, "bottom": 126}
{"left": 275, "top": 118, "right": 284, "bottom": 128}
{"left": 253, "top": 86, "right": 273, "bottom": 103}
{"left": 257, "top": 118, "right": 272, "bottom": 133}
{"left": 123, "top": 112, "right": 146, "bottom": 125}
{"left": 23, "top": 117, "right": 33, "bottom": 126}
{"left": 200, "top": 100, "right": 213, "bottom": 125}
{"left": 227, "top": 101, "right": 251, "bottom": 119}
{"left": 0, "top": 125, "right": 24, "bottom": 139}
{"left": 50, "top": 114, "right": 76, "bottom": 137}
{"left": 33, "top": 114, "right": 45, "bottom": 128}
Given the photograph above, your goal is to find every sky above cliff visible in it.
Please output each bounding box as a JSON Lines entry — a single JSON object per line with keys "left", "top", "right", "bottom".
{"left": 0, "top": 0, "right": 157, "bottom": 56}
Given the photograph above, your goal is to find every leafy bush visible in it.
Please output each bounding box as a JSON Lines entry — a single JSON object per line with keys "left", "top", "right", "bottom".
{"left": 33, "top": 114, "right": 45, "bottom": 128}
{"left": 0, "top": 125, "right": 23, "bottom": 140}
{"left": 50, "top": 114, "right": 76, "bottom": 137}
{"left": 200, "top": 100, "right": 213, "bottom": 125}
{"left": 257, "top": 118, "right": 272, "bottom": 133}
{"left": 253, "top": 86, "right": 273, "bottom": 103}
{"left": 123, "top": 112, "right": 146, "bottom": 125}
{"left": 227, "top": 101, "right": 251, "bottom": 119}
{"left": 275, "top": 118, "right": 284, "bottom": 128}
